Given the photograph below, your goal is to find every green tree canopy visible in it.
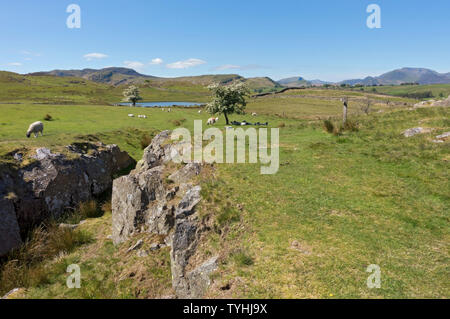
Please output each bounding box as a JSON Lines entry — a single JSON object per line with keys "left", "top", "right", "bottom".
{"left": 122, "top": 85, "right": 142, "bottom": 106}
{"left": 206, "top": 82, "right": 249, "bottom": 124}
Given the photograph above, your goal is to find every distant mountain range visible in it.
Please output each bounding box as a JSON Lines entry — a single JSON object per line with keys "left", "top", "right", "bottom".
{"left": 338, "top": 68, "right": 450, "bottom": 86}
{"left": 26, "top": 67, "right": 450, "bottom": 88}
{"left": 278, "top": 68, "right": 450, "bottom": 87}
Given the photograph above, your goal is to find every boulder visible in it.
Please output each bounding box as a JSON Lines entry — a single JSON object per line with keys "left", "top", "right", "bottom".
{"left": 111, "top": 131, "right": 215, "bottom": 298}
{"left": 403, "top": 127, "right": 432, "bottom": 137}
{"left": 435, "top": 131, "right": 450, "bottom": 140}
{"left": 431, "top": 95, "right": 450, "bottom": 107}
{"left": 0, "top": 198, "right": 22, "bottom": 256}
{"left": 0, "top": 142, "right": 135, "bottom": 256}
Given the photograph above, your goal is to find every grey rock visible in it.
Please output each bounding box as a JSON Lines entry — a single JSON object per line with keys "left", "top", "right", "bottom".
{"left": 58, "top": 223, "right": 79, "bottom": 230}
{"left": 0, "top": 198, "right": 22, "bottom": 256}
{"left": 110, "top": 130, "right": 209, "bottom": 298}
{"left": 182, "top": 256, "right": 219, "bottom": 299}
{"left": 435, "top": 131, "right": 450, "bottom": 140}
{"left": 403, "top": 127, "right": 432, "bottom": 137}
{"left": 136, "top": 249, "right": 149, "bottom": 258}
{"left": 1, "top": 288, "right": 25, "bottom": 299}
{"left": 168, "top": 163, "right": 201, "bottom": 184}
{"left": 149, "top": 243, "right": 160, "bottom": 251}
{"left": 127, "top": 239, "right": 143, "bottom": 252}
{"left": 431, "top": 95, "right": 450, "bottom": 107}
{"left": 0, "top": 142, "right": 134, "bottom": 256}
{"left": 175, "top": 185, "right": 202, "bottom": 219}
{"left": 13, "top": 153, "right": 23, "bottom": 162}
{"left": 33, "top": 147, "right": 59, "bottom": 160}
{"left": 111, "top": 166, "right": 167, "bottom": 244}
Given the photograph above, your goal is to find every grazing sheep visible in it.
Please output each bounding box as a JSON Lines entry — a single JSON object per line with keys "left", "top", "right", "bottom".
{"left": 26, "top": 121, "right": 44, "bottom": 138}
{"left": 252, "top": 112, "right": 257, "bottom": 116}
{"left": 198, "top": 110, "right": 202, "bottom": 114}
{"left": 167, "top": 108, "right": 172, "bottom": 112}
{"left": 207, "top": 117, "right": 219, "bottom": 125}
{"left": 128, "top": 114, "right": 134, "bottom": 117}
{"left": 138, "top": 115, "right": 147, "bottom": 118}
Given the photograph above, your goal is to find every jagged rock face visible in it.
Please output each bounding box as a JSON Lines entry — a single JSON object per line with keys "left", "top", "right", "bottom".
{"left": 0, "top": 143, "right": 135, "bottom": 256}
{"left": 0, "top": 198, "right": 22, "bottom": 256}
{"left": 111, "top": 131, "right": 216, "bottom": 298}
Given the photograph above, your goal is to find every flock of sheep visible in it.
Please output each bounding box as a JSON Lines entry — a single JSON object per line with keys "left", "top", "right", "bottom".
{"left": 26, "top": 109, "right": 259, "bottom": 138}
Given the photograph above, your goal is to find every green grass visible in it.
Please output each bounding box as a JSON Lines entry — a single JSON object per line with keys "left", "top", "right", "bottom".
{"left": 1, "top": 85, "right": 448, "bottom": 299}
{"left": 246, "top": 88, "right": 415, "bottom": 119}
{"left": 358, "top": 84, "right": 450, "bottom": 99}
{"left": 204, "top": 106, "right": 449, "bottom": 298}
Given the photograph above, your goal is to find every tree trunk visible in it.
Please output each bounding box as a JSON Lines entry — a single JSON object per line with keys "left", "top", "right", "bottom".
{"left": 224, "top": 112, "right": 229, "bottom": 125}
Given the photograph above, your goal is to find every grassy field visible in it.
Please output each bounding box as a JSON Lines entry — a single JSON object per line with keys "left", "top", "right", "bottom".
{"left": 0, "top": 86, "right": 449, "bottom": 298}
{"left": 357, "top": 84, "right": 450, "bottom": 99}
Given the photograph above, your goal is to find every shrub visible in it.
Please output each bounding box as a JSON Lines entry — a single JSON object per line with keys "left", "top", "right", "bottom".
{"left": 43, "top": 114, "right": 53, "bottom": 121}
{"left": 323, "top": 119, "right": 334, "bottom": 133}
{"left": 400, "top": 91, "right": 433, "bottom": 99}
{"left": 101, "top": 201, "right": 112, "bottom": 213}
{"left": 78, "top": 200, "right": 101, "bottom": 219}
{"left": 216, "top": 202, "right": 240, "bottom": 227}
{"left": 277, "top": 122, "right": 286, "bottom": 128}
{"left": 171, "top": 118, "right": 186, "bottom": 127}
{"left": 140, "top": 134, "right": 152, "bottom": 149}
{"left": 232, "top": 251, "right": 254, "bottom": 266}
{"left": 342, "top": 119, "right": 359, "bottom": 132}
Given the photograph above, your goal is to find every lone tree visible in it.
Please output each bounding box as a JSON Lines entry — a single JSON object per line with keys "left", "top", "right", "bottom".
{"left": 122, "top": 85, "right": 142, "bottom": 106}
{"left": 206, "top": 82, "right": 249, "bottom": 125}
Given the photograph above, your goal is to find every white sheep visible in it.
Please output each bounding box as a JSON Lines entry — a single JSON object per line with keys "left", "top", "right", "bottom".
{"left": 198, "top": 110, "right": 202, "bottom": 114}
{"left": 138, "top": 115, "right": 147, "bottom": 118}
{"left": 128, "top": 114, "right": 134, "bottom": 117}
{"left": 207, "top": 117, "right": 219, "bottom": 125}
{"left": 252, "top": 112, "right": 257, "bottom": 116}
{"left": 26, "top": 121, "right": 44, "bottom": 138}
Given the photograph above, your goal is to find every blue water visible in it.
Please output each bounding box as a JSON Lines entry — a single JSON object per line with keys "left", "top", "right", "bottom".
{"left": 119, "top": 101, "right": 204, "bottom": 107}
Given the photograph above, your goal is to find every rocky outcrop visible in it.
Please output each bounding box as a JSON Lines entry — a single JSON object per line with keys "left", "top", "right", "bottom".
{"left": 112, "top": 130, "right": 216, "bottom": 298}
{"left": 431, "top": 95, "right": 450, "bottom": 107}
{"left": 402, "top": 127, "right": 433, "bottom": 137}
{"left": 414, "top": 95, "right": 450, "bottom": 108}
{"left": 0, "top": 142, "right": 135, "bottom": 256}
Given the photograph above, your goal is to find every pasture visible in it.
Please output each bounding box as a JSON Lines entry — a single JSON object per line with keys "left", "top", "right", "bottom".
{"left": 0, "top": 88, "right": 449, "bottom": 298}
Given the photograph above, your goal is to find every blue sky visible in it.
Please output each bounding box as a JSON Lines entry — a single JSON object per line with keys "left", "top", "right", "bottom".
{"left": 1, "top": 0, "right": 449, "bottom": 81}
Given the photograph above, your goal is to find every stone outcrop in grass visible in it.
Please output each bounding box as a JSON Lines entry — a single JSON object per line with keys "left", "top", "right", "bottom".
{"left": 0, "top": 142, "right": 135, "bottom": 256}
{"left": 402, "top": 127, "right": 433, "bottom": 137}
{"left": 112, "top": 130, "right": 216, "bottom": 298}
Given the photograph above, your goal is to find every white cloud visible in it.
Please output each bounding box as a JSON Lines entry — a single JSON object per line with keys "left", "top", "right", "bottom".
{"left": 123, "top": 61, "right": 145, "bottom": 71}
{"left": 166, "top": 58, "right": 206, "bottom": 69}
{"left": 149, "top": 58, "right": 163, "bottom": 65}
{"left": 212, "top": 64, "right": 267, "bottom": 71}
{"left": 7, "top": 62, "right": 22, "bottom": 66}
{"left": 83, "top": 53, "right": 108, "bottom": 61}
{"left": 214, "top": 64, "right": 241, "bottom": 71}
{"left": 20, "top": 50, "right": 41, "bottom": 57}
